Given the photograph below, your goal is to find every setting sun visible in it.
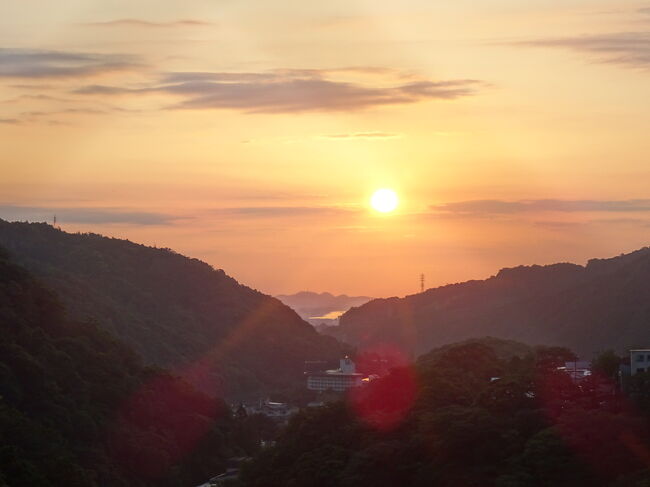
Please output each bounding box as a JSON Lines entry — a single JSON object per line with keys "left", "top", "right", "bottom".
{"left": 371, "top": 189, "right": 399, "bottom": 213}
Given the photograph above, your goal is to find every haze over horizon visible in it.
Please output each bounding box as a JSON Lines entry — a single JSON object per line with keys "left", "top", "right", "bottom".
{"left": 2, "top": 0, "right": 650, "bottom": 297}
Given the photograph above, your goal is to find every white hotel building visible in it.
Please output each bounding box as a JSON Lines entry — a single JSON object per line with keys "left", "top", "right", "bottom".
{"left": 306, "top": 357, "right": 363, "bottom": 392}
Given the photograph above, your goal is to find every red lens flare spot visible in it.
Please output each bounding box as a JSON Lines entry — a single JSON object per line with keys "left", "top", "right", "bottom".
{"left": 349, "top": 365, "right": 418, "bottom": 432}
{"left": 536, "top": 366, "right": 650, "bottom": 478}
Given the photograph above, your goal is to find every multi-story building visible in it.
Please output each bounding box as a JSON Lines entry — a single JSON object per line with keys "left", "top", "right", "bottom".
{"left": 559, "top": 361, "right": 592, "bottom": 381}
{"left": 306, "top": 357, "right": 363, "bottom": 392}
{"left": 245, "top": 400, "right": 298, "bottom": 421}
{"left": 630, "top": 349, "right": 650, "bottom": 375}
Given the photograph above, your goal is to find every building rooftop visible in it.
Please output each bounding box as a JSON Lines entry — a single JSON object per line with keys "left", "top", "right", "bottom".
{"left": 562, "top": 361, "right": 591, "bottom": 369}
{"left": 307, "top": 371, "right": 363, "bottom": 377}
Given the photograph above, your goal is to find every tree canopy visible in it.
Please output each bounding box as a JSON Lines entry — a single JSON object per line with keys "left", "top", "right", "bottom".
{"left": 0, "top": 247, "right": 267, "bottom": 486}
{"left": 240, "top": 339, "right": 650, "bottom": 487}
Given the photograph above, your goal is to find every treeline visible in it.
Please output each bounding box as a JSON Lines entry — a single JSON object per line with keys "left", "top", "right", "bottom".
{"left": 0, "top": 247, "right": 270, "bottom": 486}
{"left": 240, "top": 339, "right": 650, "bottom": 487}
{"left": 0, "top": 220, "right": 343, "bottom": 400}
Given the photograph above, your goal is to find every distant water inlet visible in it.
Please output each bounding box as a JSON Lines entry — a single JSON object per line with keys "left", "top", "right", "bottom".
{"left": 309, "top": 310, "right": 346, "bottom": 320}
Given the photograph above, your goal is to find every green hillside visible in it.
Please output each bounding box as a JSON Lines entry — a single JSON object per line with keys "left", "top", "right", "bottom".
{"left": 0, "top": 247, "right": 263, "bottom": 486}
{"left": 335, "top": 248, "right": 650, "bottom": 358}
{"left": 0, "top": 220, "right": 343, "bottom": 400}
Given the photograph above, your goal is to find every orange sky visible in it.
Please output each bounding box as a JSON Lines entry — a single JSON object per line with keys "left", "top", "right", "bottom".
{"left": 1, "top": 0, "right": 649, "bottom": 297}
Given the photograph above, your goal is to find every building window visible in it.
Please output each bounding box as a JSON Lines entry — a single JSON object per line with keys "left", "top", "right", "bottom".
{"left": 636, "top": 355, "right": 645, "bottom": 362}
{"left": 638, "top": 368, "right": 646, "bottom": 373}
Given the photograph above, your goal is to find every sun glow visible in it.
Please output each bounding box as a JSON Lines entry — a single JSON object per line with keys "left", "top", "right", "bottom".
{"left": 371, "top": 189, "right": 399, "bottom": 213}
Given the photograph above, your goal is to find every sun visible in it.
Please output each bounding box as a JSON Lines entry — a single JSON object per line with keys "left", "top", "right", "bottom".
{"left": 370, "top": 188, "right": 399, "bottom": 213}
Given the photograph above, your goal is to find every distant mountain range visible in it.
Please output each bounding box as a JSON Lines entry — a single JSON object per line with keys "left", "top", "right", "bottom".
{"left": 0, "top": 220, "right": 343, "bottom": 400}
{"left": 332, "top": 247, "right": 650, "bottom": 358}
{"left": 276, "top": 291, "right": 372, "bottom": 327}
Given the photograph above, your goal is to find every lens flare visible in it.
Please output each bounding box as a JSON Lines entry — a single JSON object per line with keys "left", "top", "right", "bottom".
{"left": 349, "top": 346, "right": 417, "bottom": 433}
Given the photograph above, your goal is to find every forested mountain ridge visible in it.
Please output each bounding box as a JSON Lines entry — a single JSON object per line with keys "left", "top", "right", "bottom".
{"left": 335, "top": 247, "right": 650, "bottom": 358}
{"left": 0, "top": 246, "right": 262, "bottom": 486}
{"left": 0, "top": 220, "right": 343, "bottom": 400}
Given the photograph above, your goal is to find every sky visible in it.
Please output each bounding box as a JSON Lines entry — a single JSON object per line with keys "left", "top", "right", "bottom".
{"left": 1, "top": 0, "right": 649, "bottom": 297}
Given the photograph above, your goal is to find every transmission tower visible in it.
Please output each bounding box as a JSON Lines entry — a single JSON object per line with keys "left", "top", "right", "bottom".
{"left": 420, "top": 273, "right": 425, "bottom": 293}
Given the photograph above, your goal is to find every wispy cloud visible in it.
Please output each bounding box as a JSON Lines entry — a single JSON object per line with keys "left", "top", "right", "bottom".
{"left": 72, "top": 84, "right": 136, "bottom": 95}
{"left": 513, "top": 32, "right": 650, "bottom": 68}
{"left": 22, "top": 108, "right": 106, "bottom": 117}
{"left": 73, "top": 69, "right": 484, "bottom": 113}
{"left": 534, "top": 218, "right": 650, "bottom": 229}
{"left": 321, "top": 132, "right": 400, "bottom": 139}
{"left": 0, "top": 48, "right": 142, "bottom": 79}
{"left": 84, "top": 19, "right": 213, "bottom": 28}
{"left": 433, "top": 199, "right": 650, "bottom": 216}
{"left": 2, "top": 93, "right": 73, "bottom": 104}
{"left": 9, "top": 83, "right": 56, "bottom": 90}
{"left": 0, "top": 205, "right": 179, "bottom": 225}
{"left": 210, "top": 206, "right": 359, "bottom": 218}
{"left": 0, "top": 107, "right": 117, "bottom": 127}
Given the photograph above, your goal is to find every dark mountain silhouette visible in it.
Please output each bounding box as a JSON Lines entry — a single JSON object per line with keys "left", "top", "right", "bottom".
{"left": 334, "top": 247, "right": 650, "bottom": 358}
{"left": 276, "top": 291, "right": 372, "bottom": 326}
{"left": 0, "top": 220, "right": 343, "bottom": 400}
{"left": 0, "top": 246, "right": 262, "bottom": 486}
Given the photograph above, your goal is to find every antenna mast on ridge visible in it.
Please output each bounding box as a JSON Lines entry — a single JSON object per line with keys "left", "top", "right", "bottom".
{"left": 420, "top": 273, "right": 425, "bottom": 293}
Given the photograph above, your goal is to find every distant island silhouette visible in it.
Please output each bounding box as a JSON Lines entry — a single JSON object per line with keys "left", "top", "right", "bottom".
{"left": 276, "top": 291, "right": 373, "bottom": 327}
